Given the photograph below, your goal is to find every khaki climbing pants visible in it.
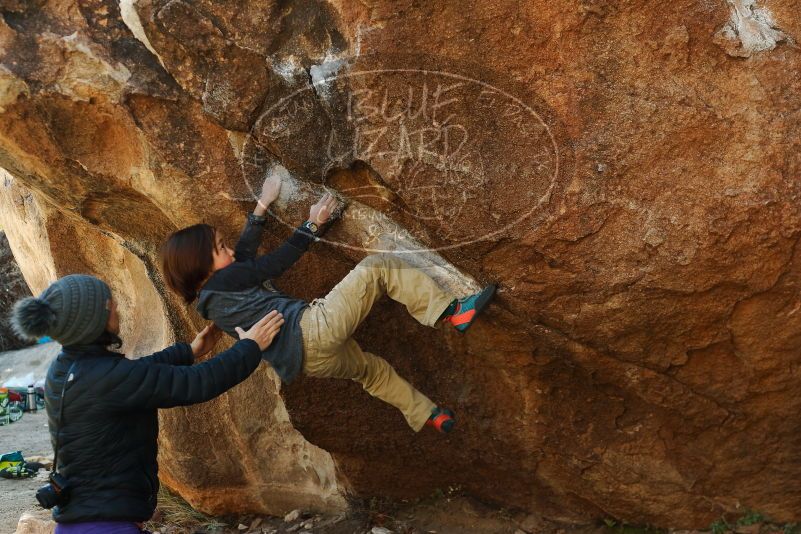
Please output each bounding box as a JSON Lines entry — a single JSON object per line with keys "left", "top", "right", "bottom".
{"left": 299, "top": 254, "right": 455, "bottom": 432}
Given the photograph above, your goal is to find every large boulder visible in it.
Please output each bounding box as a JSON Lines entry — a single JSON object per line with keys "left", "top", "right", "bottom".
{"left": 0, "top": 0, "right": 799, "bottom": 527}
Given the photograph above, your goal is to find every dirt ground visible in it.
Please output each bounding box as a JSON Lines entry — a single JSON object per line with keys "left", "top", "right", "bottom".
{"left": 0, "top": 343, "right": 59, "bottom": 533}
{"left": 0, "top": 410, "right": 52, "bottom": 534}
{"left": 152, "top": 487, "right": 611, "bottom": 534}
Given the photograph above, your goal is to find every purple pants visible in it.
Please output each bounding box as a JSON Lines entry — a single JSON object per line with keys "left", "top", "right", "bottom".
{"left": 55, "top": 522, "right": 147, "bottom": 534}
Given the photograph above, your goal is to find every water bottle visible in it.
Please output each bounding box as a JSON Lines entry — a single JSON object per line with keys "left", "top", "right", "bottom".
{"left": 26, "top": 385, "right": 37, "bottom": 413}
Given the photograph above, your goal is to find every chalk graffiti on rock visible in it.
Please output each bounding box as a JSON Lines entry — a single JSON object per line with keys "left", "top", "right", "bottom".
{"left": 242, "top": 68, "right": 560, "bottom": 252}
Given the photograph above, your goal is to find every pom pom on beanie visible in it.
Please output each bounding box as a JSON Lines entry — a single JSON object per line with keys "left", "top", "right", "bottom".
{"left": 11, "top": 297, "right": 57, "bottom": 341}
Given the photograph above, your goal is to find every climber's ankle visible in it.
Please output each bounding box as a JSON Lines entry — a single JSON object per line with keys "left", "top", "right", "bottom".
{"left": 438, "top": 299, "right": 458, "bottom": 322}
{"left": 442, "top": 285, "right": 497, "bottom": 332}
{"left": 425, "top": 406, "right": 455, "bottom": 433}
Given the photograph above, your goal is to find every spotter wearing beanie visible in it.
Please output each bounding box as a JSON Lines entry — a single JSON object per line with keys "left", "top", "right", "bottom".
{"left": 11, "top": 274, "right": 112, "bottom": 347}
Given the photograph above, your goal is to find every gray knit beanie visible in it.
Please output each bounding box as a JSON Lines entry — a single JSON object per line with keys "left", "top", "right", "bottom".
{"left": 11, "top": 274, "right": 112, "bottom": 346}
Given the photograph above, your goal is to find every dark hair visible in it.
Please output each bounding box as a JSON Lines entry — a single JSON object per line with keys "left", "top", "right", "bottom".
{"left": 63, "top": 330, "right": 123, "bottom": 351}
{"left": 161, "top": 224, "right": 216, "bottom": 303}
{"left": 93, "top": 330, "right": 123, "bottom": 349}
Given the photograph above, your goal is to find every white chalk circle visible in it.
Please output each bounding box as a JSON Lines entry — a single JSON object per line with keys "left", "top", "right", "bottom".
{"left": 242, "top": 67, "right": 560, "bottom": 254}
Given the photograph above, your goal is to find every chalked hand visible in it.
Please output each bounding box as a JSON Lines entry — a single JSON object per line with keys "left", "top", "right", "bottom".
{"left": 309, "top": 192, "right": 339, "bottom": 225}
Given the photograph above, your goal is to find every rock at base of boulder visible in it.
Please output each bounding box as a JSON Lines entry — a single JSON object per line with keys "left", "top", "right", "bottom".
{"left": 15, "top": 510, "right": 55, "bottom": 534}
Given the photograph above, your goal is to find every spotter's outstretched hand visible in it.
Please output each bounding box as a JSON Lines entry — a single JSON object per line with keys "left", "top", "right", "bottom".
{"left": 235, "top": 311, "right": 284, "bottom": 351}
{"left": 190, "top": 324, "right": 223, "bottom": 358}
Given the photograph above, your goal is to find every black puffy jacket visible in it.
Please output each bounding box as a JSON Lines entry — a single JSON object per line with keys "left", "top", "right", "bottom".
{"left": 44, "top": 339, "right": 262, "bottom": 523}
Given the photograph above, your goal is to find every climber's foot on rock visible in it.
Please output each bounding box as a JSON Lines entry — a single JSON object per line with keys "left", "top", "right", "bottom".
{"left": 441, "top": 284, "right": 497, "bottom": 332}
{"left": 425, "top": 406, "right": 455, "bottom": 433}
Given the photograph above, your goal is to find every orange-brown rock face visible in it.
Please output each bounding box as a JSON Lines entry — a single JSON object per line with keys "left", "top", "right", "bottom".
{"left": 1, "top": 0, "right": 800, "bottom": 527}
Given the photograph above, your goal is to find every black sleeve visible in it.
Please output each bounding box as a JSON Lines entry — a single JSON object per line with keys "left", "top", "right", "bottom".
{"left": 234, "top": 213, "right": 268, "bottom": 262}
{"left": 242, "top": 224, "right": 316, "bottom": 281}
{"left": 137, "top": 342, "right": 194, "bottom": 366}
{"left": 110, "top": 339, "right": 262, "bottom": 410}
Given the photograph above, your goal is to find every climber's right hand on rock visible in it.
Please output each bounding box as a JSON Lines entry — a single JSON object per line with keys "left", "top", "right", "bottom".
{"left": 235, "top": 311, "right": 284, "bottom": 351}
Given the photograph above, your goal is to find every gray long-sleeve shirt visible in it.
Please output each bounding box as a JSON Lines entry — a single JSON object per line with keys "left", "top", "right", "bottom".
{"left": 195, "top": 214, "right": 316, "bottom": 384}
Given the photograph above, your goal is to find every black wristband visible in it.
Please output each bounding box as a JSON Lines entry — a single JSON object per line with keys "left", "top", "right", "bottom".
{"left": 248, "top": 213, "right": 267, "bottom": 225}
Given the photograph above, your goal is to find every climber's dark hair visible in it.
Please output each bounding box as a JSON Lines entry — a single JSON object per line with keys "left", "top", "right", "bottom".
{"left": 161, "top": 224, "right": 217, "bottom": 304}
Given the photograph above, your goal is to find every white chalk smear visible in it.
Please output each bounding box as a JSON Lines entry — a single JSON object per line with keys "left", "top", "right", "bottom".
{"left": 120, "top": 0, "right": 168, "bottom": 69}
{"left": 309, "top": 55, "right": 347, "bottom": 97}
{"left": 716, "top": 0, "right": 787, "bottom": 57}
{"left": 270, "top": 56, "right": 305, "bottom": 82}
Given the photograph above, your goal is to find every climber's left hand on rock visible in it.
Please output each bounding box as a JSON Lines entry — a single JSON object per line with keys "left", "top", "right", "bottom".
{"left": 309, "top": 192, "right": 339, "bottom": 225}
{"left": 254, "top": 173, "right": 282, "bottom": 216}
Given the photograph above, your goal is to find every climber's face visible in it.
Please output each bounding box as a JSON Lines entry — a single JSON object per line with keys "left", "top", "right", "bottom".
{"left": 212, "top": 230, "right": 235, "bottom": 271}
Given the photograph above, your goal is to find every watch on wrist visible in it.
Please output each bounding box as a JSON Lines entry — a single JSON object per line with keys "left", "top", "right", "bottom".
{"left": 302, "top": 221, "right": 319, "bottom": 234}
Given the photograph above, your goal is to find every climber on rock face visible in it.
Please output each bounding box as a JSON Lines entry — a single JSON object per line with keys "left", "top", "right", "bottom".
{"left": 161, "top": 174, "right": 496, "bottom": 434}
{"left": 10, "top": 275, "right": 284, "bottom": 533}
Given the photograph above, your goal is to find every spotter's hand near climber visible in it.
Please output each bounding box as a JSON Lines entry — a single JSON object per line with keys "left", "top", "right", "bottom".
{"left": 189, "top": 323, "right": 223, "bottom": 358}
{"left": 162, "top": 173, "right": 496, "bottom": 434}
